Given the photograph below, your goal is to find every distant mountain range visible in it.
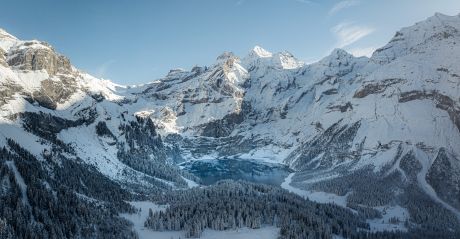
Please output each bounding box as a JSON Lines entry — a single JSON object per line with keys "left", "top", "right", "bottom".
{"left": 0, "top": 12, "right": 459, "bottom": 238}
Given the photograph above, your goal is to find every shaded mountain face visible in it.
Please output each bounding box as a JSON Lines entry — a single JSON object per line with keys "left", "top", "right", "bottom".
{"left": 0, "top": 12, "right": 460, "bottom": 237}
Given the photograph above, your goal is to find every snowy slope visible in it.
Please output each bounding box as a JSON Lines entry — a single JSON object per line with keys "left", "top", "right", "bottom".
{"left": 0, "top": 13, "right": 460, "bottom": 232}
{"left": 0, "top": 29, "right": 190, "bottom": 191}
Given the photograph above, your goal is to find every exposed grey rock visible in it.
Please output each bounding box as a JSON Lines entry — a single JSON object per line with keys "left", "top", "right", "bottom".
{"left": 200, "top": 112, "right": 244, "bottom": 138}
{"left": 327, "top": 101, "right": 353, "bottom": 112}
{"left": 353, "top": 78, "right": 405, "bottom": 98}
{"left": 7, "top": 41, "right": 72, "bottom": 75}
{"left": 0, "top": 82, "right": 22, "bottom": 106}
{"left": 207, "top": 67, "right": 243, "bottom": 97}
{"left": 22, "top": 76, "right": 78, "bottom": 110}
{"left": 399, "top": 90, "right": 460, "bottom": 132}
{"left": 90, "top": 92, "right": 105, "bottom": 102}
{"left": 30, "top": 90, "right": 57, "bottom": 109}
{"left": 0, "top": 47, "right": 6, "bottom": 66}
{"left": 322, "top": 88, "right": 338, "bottom": 95}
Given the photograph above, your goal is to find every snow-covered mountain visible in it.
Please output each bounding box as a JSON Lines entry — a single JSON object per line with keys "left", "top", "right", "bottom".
{"left": 1, "top": 12, "right": 460, "bottom": 238}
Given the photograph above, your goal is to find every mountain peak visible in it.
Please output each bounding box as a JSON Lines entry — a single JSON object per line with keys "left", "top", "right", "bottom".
{"left": 0, "top": 28, "right": 20, "bottom": 51}
{"left": 424, "top": 12, "right": 460, "bottom": 26}
{"left": 330, "top": 48, "right": 352, "bottom": 58}
{"left": 432, "top": 12, "right": 459, "bottom": 20}
{"left": 318, "top": 48, "right": 355, "bottom": 65}
{"left": 0, "top": 28, "right": 17, "bottom": 40}
{"left": 371, "top": 12, "right": 460, "bottom": 63}
{"left": 242, "top": 46, "right": 303, "bottom": 70}
{"left": 166, "top": 68, "right": 186, "bottom": 76}
{"left": 434, "top": 12, "right": 447, "bottom": 18}
{"left": 273, "top": 51, "right": 303, "bottom": 69}
{"left": 251, "top": 45, "right": 273, "bottom": 58}
{"left": 216, "top": 51, "right": 238, "bottom": 62}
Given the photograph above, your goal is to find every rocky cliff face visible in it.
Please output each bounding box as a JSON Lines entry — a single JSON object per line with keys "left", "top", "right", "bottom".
{"left": 0, "top": 48, "right": 6, "bottom": 66}
{"left": 7, "top": 41, "right": 72, "bottom": 75}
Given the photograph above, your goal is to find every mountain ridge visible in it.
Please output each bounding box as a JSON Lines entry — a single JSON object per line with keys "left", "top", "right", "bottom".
{"left": 0, "top": 12, "right": 460, "bottom": 238}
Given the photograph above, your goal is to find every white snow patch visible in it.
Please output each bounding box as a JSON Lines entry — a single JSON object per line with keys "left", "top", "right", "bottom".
{"left": 252, "top": 46, "right": 273, "bottom": 58}
{"left": 182, "top": 176, "right": 199, "bottom": 188}
{"left": 0, "top": 118, "right": 48, "bottom": 159}
{"left": 281, "top": 173, "right": 348, "bottom": 207}
{"left": 120, "top": 201, "right": 168, "bottom": 239}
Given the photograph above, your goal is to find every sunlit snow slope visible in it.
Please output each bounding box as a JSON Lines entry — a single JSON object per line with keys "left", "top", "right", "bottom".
{"left": 0, "top": 13, "right": 460, "bottom": 224}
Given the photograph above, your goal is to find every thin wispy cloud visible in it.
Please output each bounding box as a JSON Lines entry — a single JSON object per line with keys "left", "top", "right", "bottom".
{"left": 329, "top": 0, "right": 360, "bottom": 15}
{"left": 331, "top": 22, "right": 375, "bottom": 48}
{"left": 95, "top": 59, "right": 116, "bottom": 79}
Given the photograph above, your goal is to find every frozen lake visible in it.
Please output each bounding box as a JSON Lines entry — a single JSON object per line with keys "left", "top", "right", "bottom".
{"left": 180, "top": 158, "right": 292, "bottom": 186}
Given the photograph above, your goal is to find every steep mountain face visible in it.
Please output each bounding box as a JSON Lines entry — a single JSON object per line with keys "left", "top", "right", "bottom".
{"left": 0, "top": 30, "right": 193, "bottom": 191}
{"left": 0, "top": 13, "right": 460, "bottom": 238}
{"left": 0, "top": 28, "right": 200, "bottom": 238}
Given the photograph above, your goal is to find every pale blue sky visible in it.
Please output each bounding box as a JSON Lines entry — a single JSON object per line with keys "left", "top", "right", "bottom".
{"left": 1, "top": 0, "right": 460, "bottom": 85}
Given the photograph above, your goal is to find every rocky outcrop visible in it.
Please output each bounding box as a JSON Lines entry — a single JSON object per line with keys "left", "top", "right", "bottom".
{"left": 399, "top": 90, "right": 460, "bottom": 132}
{"left": 28, "top": 77, "right": 78, "bottom": 109}
{"left": 18, "top": 75, "right": 79, "bottom": 110}
{"left": 7, "top": 41, "right": 72, "bottom": 75}
{"left": 208, "top": 69, "right": 244, "bottom": 98}
{"left": 0, "top": 82, "right": 22, "bottom": 106}
{"left": 353, "top": 78, "right": 404, "bottom": 98}
{"left": 0, "top": 47, "right": 6, "bottom": 66}
{"left": 200, "top": 112, "right": 244, "bottom": 138}
{"left": 327, "top": 102, "right": 353, "bottom": 112}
